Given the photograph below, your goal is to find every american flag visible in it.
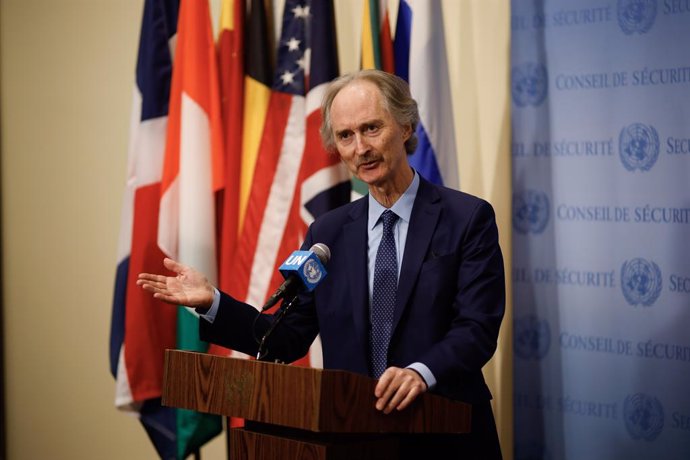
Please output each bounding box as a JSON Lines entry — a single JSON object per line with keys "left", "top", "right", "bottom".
{"left": 228, "top": 0, "right": 351, "bottom": 367}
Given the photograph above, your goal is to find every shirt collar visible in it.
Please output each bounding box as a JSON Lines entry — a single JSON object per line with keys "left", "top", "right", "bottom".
{"left": 368, "top": 169, "right": 420, "bottom": 229}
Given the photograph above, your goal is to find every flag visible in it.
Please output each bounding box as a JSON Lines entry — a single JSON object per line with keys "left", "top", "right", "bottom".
{"left": 213, "top": 0, "right": 274, "bottom": 431}
{"left": 394, "top": 0, "right": 458, "bottom": 188}
{"left": 208, "top": 0, "right": 246, "bottom": 361}
{"left": 238, "top": 0, "right": 274, "bottom": 237}
{"left": 158, "top": 0, "right": 225, "bottom": 456}
{"left": 360, "top": 0, "right": 395, "bottom": 73}
{"left": 110, "top": 0, "right": 224, "bottom": 457}
{"left": 109, "top": 0, "right": 196, "bottom": 458}
{"left": 216, "top": 0, "right": 243, "bottom": 291}
{"left": 210, "top": 0, "right": 274, "bottom": 363}
{"left": 230, "top": 0, "right": 351, "bottom": 368}
{"left": 221, "top": 0, "right": 273, "bottom": 302}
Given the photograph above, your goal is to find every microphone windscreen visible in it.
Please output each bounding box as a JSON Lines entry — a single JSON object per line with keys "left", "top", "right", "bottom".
{"left": 310, "top": 243, "right": 331, "bottom": 264}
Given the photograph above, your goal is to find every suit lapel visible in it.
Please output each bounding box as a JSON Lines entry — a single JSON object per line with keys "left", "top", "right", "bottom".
{"left": 393, "top": 178, "right": 441, "bottom": 330}
{"left": 343, "top": 198, "right": 370, "bottom": 350}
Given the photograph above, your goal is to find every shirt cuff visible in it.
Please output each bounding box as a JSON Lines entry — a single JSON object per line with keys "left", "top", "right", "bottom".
{"left": 197, "top": 287, "right": 221, "bottom": 323}
{"left": 406, "top": 362, "right": 436, "bottom": 390}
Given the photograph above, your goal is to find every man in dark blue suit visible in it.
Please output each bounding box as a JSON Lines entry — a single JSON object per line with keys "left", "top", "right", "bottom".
{"left": 138, "top": 69, "right": 505, "bottom": 459}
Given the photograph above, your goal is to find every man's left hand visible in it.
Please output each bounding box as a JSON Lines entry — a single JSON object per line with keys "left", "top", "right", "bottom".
{"left": 374, "top": 367, "right": 428, "bottom": 414}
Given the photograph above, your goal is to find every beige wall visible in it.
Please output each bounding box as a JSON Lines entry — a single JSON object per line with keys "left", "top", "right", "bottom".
{"left": 0, "top": 0, "right": 162, "bottom": 458}
{"left": 0, "top": 0, "right": 510, "bottom": 458}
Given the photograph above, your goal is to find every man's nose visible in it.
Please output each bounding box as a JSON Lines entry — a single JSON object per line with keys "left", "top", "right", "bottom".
{"left": 354, "top": 133, "right": 370, "bottom": 155}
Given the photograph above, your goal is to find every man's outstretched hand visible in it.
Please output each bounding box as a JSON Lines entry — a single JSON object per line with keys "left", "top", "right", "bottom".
{"left": 137, "top": 258, "right": 214, "bottom": 308}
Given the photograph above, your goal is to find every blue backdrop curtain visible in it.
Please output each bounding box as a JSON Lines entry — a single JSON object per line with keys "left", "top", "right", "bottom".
{"left": 511, "top": 1, "right": 690, "bottom": 459}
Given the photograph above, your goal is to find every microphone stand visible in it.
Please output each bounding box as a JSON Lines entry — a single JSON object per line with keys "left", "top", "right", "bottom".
{"left": 255, "top": 294, "right": 299, "bottom": 361}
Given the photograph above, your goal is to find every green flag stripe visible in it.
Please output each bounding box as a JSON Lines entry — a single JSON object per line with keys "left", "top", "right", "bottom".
{"left": 176, "top": 307, "right": 222, "bottom": 459}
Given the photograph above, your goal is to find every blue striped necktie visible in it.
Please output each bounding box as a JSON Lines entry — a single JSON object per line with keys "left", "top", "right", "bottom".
{"left": 370, "top": 210, "right": 399, "bottom": 379}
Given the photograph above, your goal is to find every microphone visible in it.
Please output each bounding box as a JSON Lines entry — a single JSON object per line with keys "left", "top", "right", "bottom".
{"left": 261, "top": 243, "right": 331, "bottom": 312}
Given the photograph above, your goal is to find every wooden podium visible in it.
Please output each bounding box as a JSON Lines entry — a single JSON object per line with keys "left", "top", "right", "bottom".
{"left": 162, "top": 350, "right": 471, "bottom": 459}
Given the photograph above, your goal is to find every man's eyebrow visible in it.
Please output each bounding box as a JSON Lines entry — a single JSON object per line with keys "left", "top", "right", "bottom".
{"left": 334, "top": 119, "right": 384, "bottom": 135}
{"left": 353, "top": 119, "right": 385, "bottom": 131}
{"left": 360, "top": 118, "right": 383, "bottom": 126}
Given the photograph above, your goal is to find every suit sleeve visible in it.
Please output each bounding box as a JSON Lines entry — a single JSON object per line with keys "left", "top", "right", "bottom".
{"left": 199, "top": 229, "right": 321, "bottom": 363}
{"left": 419, "top": 200, "right": 506, "bottom": 388}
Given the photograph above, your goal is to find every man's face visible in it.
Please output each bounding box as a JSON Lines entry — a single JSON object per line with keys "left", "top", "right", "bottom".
{"left": 329, "top": 80, "right": 411, "bottom": 188}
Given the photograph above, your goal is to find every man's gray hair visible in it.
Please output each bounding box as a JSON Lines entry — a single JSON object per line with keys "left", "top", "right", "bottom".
{"left": 320, "top": 69, "right": 419, "bottom": 154}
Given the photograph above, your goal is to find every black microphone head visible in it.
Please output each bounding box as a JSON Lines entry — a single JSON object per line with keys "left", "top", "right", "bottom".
{"left": 310, "top": 243, "right": 331, "bottom": 264}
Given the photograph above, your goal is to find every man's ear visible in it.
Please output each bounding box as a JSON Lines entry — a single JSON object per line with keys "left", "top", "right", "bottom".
{"left": 402, "top": 123, "right": 413, "bottom": 141}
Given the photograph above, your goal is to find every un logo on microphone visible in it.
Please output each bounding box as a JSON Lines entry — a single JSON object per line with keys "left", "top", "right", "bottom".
{"left": 619, "top": 123, "right": 660, "bottom": 172}
{"left": 617, "top": 0, "right": 657, "bottom": 35}
{"left": 302, "top": 259, "right": 323, "bottom": 284}
{"left": 621, "top": 258, "right": 662, "bottom": 307}
{"left": 511, "top": 63, "right": 548, "bottom": 107}
{"left": 513, "top": 190, "right": 550, "bottom": 235}
{"left": 624, "top": 393, "right": 664, "bottom": 441}
{"left": 514, "top": 315, "right": 551, "bottom": 360}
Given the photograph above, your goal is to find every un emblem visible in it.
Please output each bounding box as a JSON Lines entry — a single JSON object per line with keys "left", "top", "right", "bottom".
{"left": 514, "top": 315, "right": 551, "bottom": 360}
{"left": 513, "top": 190, "right": 550, "bottom": 234}
{"left": 621, "top": 258, "right": 662, "bottom": 307}
{"left": 618, "top": 0, "right": 657, "bottom": 35}
{"left": 619, "top": 123, "right": 660, "bottom": 172}
{"left": 511, "top": 63, "right": 548, "bottom": 107}
{"left": 303, "top": 259, "right": 322, "bottom": 284}
{"left": 624, "top": 393, "right": 664, "bottom": 441}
